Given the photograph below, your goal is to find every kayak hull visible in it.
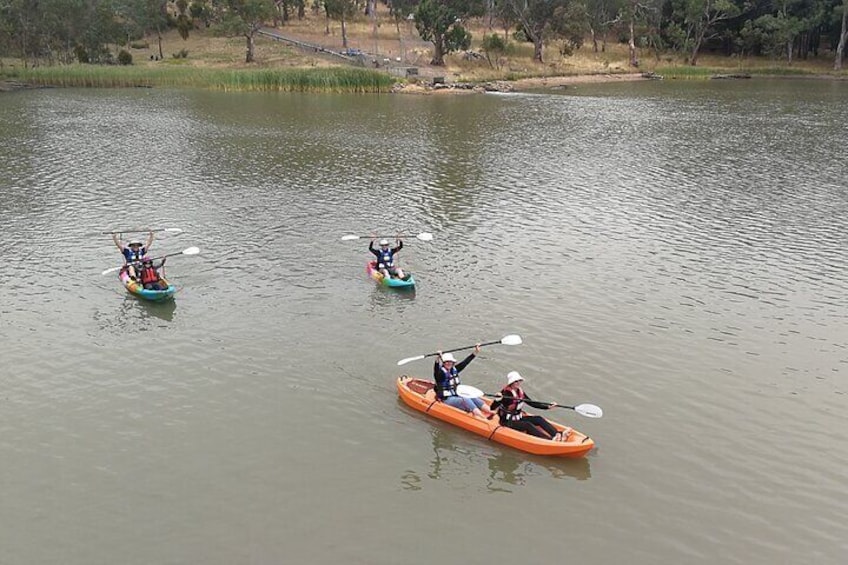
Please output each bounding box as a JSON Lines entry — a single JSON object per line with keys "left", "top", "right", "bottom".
{"left": 396, "top": 376, "right": 595, "bottom": 457}
{"left": 367, "top": 261, "right": 415, "bottom": 288}
{"left": 119, "top": 268, "right": 176, "bottom": 302}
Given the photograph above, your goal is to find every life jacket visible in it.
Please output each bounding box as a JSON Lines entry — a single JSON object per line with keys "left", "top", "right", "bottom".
{"left": 140, "top": 266, "right": 159, "bottom": 285}
{"left": 498, "top": 388, "right": 526, "bottom": 421}
{"left": 123, "top": 246, "right": 145, "bottom": 263}
{"left": 376, "top": 247, "right": 394, "bottom": 269}
{"left": 435, "top": 365, "right": 460, "bottom": 399}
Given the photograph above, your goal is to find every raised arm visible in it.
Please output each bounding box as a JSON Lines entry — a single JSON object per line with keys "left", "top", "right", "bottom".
{"left": 112, "top": 233, "right": 123, "bottom": 251}
{"left": 144, "top": 231, "right": 154, "bottom": 250}
{"left": 454, "top": 344, "right": 481, "bottom": 373}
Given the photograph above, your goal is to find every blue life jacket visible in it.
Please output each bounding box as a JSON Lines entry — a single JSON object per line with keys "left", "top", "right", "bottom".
{"left": 376, "top": 247, "right": 394, "bottom": 269}
{"left": 435, "top": 365, "right": 460, "bottom": 398}
{"left": 123, "top": 246, "right": 146, "bottom": 263}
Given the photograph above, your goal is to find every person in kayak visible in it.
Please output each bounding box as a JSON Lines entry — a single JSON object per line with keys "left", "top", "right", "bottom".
{"left": 138, "top": 256, "right": 167, "bottom": 290}
{"left": 434, "top": 345, "right": 493, "bottom": 419}
{"left": 490, "top": 371, "right": 571, "bottom": 441}
{"left": 369, "top": 236, "right": 405, "bottom": 280}
{"left": 113, "top": 231, "right": 154, "bottom": 281}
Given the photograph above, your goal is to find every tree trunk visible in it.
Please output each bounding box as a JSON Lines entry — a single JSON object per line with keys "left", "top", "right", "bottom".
{"left": 157, "top": 31, "right": 163, "bottom": 60}
{"left": 689, "top": 26, "right": 706, "bottom": 66}
{"left": 431, "top": 38, "right": 445, "bottom": 65}
{"left": 786, "top": 39, "right": 793, "bottom": 64}
{"left": 835, "top": 4, "right": 848, "bottom": 70}
{"left": 533, "top": 37, "right": 543, "bottom": 62}
{"left": 245, "top": 33, "right": 255, "bottom": 63}
{"left": 590, "top": 27, "right": 598, "bottom": 53}
{"left": 341, "top": 14, "right": 348, "bottom": 48}
{"left": 628, "top": 18, "right": 638, "bottom": 67}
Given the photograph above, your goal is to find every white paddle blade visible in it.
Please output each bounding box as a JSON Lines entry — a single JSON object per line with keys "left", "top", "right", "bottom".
{"left": 164, "top": 228, "right": 183, "bottom": 233}
{"left": 416, "top": 232, "right": 434, "bottom": 242}
{"left": 397, "top": 354, "right": 425, "bottom": 366}
{"left": 500, "top": 334, "right": 523, "bottom": 346}
{"left": 341, "top": 235, "right": 360, "bottom": 241}
{"left": 575, "top": 404, "right": 603, "bottom": 418}
{"left": 456, "top": 384, "right": 485, "bottom": 399}
{"left": 101, "top": 266, "right": 122, "bottom": 276}
{"left": 182, "top": 246, "right": 200, "bottom": 255}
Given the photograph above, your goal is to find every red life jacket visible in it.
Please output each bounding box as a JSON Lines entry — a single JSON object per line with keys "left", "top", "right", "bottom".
{"left": 140, "top": 266, "right": 159, "bottom": 284}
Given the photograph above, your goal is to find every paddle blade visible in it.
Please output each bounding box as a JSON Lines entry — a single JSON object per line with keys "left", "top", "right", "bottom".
{"left": 164, "top": 228, "right": 183, "bottom": 233}
{"left": 341, "top": 235, "right": 361, "bottom": 241}
{"left": 101, "top": 266, "right": 122, "bottom": 275}
{"left": 182, "top": 246, "right": 200, "bottom": 255}
{"left": 397, "top": 354, "right": 425, "bottom": 366}
{"left": 500, "top": 334, "right": 523, "bottom": 346}
{"left": 456, "top": 385, "right": 485, "bottom": 399}
{"left": 574, "top": 404, "right": 603, "bottom": 418}
{"left": 416, "top": 232, "right": 434, "bottom": 242}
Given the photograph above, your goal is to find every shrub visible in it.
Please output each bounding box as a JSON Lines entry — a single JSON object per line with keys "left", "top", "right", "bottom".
{"left": 172, "top": 49, "right": 189, "bottom": 59}
{"left": 130, "top": 41, "right": 149, "bottom": 49}
{"left": 117, "top": 49, "right": 133, "bottom": 65}
{"left": 74, "top": 45, "right": 89, "bottom": 63}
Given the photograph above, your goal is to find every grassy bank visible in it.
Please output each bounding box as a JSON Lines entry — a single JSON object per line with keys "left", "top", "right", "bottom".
{"left": 0, "top": 64, "right": 396, "bottom": 93}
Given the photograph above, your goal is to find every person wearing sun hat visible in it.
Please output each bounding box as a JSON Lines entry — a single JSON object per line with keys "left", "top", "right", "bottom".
{"left": 433, "top": 344, "right": 493, "bottom": 419}
{"left": 490, "top": 371, "right": 571, "bottom": 441}
{"left": 368, "top": 234, "right": 405, "bottom": 280}
{"left": 112, "top": 231, "right": 154, "bottom": 281}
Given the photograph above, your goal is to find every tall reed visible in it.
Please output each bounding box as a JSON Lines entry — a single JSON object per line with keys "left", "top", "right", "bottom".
{"left": 1, "top": 65, "right": 395, "bottom": 93}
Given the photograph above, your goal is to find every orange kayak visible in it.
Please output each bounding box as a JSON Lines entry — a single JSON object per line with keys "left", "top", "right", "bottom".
{"left": 397, "top": 376, "right": 595, "bottom": 457}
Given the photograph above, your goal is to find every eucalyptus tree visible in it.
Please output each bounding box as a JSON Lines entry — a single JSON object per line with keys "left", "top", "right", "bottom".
{"left": 414, "top": 0, "right": 486, "bottom": 65}
{"left": 669, "top": 0, "right": 743, "bottom": 65}
{"left": 504, "top": 0, "right": 587, "bottom": 62}
{"left": 212, "top": 0, "right": 276, "bottom": 62}
{"left": 123, "top": 0, "right": 170, "bottom": 59}
{"left": 325, "top": 0, "right": 361, "bottom": 47}
{"left": 586, "top": 0, "right": 622, "bottom": 52}
{"left": 837, "top": 0, "right": 848, "bottom": 69}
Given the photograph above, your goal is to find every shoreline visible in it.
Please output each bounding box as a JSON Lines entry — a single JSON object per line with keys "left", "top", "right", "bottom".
{"left": 3, "top": 69, "right": 845, "bottom": 95}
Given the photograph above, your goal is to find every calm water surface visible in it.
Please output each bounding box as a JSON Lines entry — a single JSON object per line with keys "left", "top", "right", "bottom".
{"left": 0, "top": 80, "right": 846, "bottom": 565}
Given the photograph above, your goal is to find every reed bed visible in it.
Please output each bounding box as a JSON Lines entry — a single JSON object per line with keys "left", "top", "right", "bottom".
{"left": 655, "top": 64, "right": 833, "bottom": 79}
{"left": 1, "top": 65, "right": 396, "bottom": 93}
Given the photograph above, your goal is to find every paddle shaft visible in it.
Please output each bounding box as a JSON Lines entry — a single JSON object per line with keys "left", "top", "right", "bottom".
{"left": 484, "top": 394, "right": 585, "bottom": 412}
{"left": 437, "top": 339, "right": 503, "bottom": 357}
{"left": 101, "top": 227, "right": 178, "bottom": 235}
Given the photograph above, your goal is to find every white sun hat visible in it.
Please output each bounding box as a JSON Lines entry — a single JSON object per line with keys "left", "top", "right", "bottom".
{"left": 441, "top": 353, "right": 456, "bottom": 362}
{"left": 507, "top": 371, "right": 524, "bottom": 385}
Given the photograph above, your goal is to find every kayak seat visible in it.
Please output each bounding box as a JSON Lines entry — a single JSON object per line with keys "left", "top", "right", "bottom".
{"left": 407, "top": 378, "right": 434, "bottom": 395}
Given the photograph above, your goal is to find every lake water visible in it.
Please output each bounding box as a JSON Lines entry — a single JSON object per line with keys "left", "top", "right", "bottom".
{"left": 1, "top": 79, "right": 846, "bottom": 565}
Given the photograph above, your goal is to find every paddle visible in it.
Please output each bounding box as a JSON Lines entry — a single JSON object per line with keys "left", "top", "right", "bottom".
{"left": 456, "top": 385, "right": 603, "bottom": 418}
{"left": 396, "top": 334, "right": 523, "bottom": 366}
{"left": 101, "top": 246, "right": 201, "bottom": 275}
{"left": 341, "top": 232, "right": 434, "bottom": 242}
{"left": 101, "top": 227, "right": 183, "bottom": 235}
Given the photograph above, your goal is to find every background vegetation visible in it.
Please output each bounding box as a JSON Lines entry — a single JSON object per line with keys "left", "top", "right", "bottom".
{"left": 1, "top": 0, "right": 846, "bottom": 81}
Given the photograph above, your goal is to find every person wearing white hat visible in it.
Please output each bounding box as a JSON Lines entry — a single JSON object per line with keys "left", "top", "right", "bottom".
{"left": 433, "top": 345, "right": 493, "bottom": 419}
{"left": 112, "top": 230, "right": 154, "bottom": 281}
{"left": 368, "top": 234, "right": 405, "bottom": 280}
{"left": 490, "top": 371, "right": 570, "bottom": 441}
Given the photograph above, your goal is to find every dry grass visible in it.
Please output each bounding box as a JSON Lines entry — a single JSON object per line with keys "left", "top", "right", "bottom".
{"left": 4, "top": 4, "right": 846, "bottom": 84}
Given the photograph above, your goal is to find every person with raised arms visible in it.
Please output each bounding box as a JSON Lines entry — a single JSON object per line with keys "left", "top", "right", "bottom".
{"left": 113, "top": 231, "right": 154, "bottom": 281}
{"left": 369, "top": 235, "right": 405, "bottom": 280}
{"left": 490, "top": 371, "right": 571, "bottom": 441}
{"left": 433, "top": 344, "right": 493, "bottom": 419}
